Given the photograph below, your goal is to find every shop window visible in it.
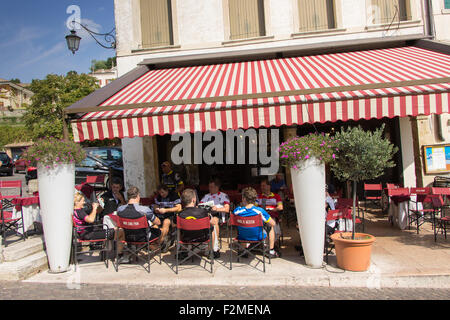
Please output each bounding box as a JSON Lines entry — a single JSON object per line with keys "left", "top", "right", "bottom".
{"left": 368, "top": 0, "right": 411, "bottom": 25}
{"left": 228, "top": 0, "right": 266, "bottom": 40}
{"left": 140, "top": 0, "right": 174, "bottom": 48}
{"left": 298, "top": 0, "right": 336, "bottom": 32}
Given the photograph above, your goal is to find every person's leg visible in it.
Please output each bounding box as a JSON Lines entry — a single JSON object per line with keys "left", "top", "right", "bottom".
{"left": 268, "top": 226, "right": 275, "bottom": 251}
{"left": 159, "top": 218, "right": 171, "bottom": 243}
{"left": 210, "top": 217, "right": 220, "bottom": 257}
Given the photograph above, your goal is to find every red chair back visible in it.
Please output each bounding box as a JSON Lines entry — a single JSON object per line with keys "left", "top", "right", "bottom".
{"left": 230, "top": 213, "right": 263, "bottom": 228}
{"left": 85, "top": 175, "right": 105, "bottom": 184}
{"left": 326, "top": 209, "right": 344, "bottom": 222}
{"left": 364, "top": 183, "right": 382, "bottom": 191}
{"left": 431, "top": 187, "right": 450, "bottom": 196}
{"left": 410, "top": 187, "right": 431, "bottom": 195}
{"left": 176, "top": 216, "right": 210, "bottom": 231}
{"left": 0, "top": 180, "right": 22, "bottom": 197}
{"left": 432, "top": 196, "right": 444, "bottom": 208}
{"left": 387, "top": 187, "right": 410, "bottom": 197}
{"left": 116, "top": 216, "right": 149, "bottom": 230}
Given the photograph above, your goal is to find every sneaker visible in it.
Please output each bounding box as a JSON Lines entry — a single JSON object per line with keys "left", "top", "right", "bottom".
{"left": 117, "top": 254, "right": 130, "bottom": 264}
{"left": 212, "top": 250, "right": 220, "bottom": 259}
{"left": 265, "top": 250, "right": 279, "bottom": 259}
{"left": 161, "top": 239, "right": 170, "bottom": 253}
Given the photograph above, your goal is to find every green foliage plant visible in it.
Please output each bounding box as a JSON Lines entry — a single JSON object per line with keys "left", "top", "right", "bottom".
{"left": 331, "top": 124, "right": 398, "bottom": 239}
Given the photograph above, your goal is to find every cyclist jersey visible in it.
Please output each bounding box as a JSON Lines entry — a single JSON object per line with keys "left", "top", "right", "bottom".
{"left": 233, "top": 205, "right": 271, "bottom": 241}
{"left": 161, "top": 170, "right": 183, "bottom": 193}
{"left": 200, "top": 192, "right": 230, "bottom": 207}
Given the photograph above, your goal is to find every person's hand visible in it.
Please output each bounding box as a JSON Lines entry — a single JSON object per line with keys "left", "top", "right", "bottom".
{"left": 212, "top": 206, "right": 218, "bottom": 212}
{"left": 158, "top": 208, "right": 166, "bottom": 214}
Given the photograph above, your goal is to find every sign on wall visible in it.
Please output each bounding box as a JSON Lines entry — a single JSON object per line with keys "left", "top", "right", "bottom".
{"left": 423, "top": 144, "right": 450, "bottom": 174}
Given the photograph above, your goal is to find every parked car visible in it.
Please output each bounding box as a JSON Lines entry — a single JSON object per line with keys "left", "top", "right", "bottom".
{"left": 75, "top": 147, "right": 124, "bottom": 189}
{"left": 0, "top": 152, "right": 14, "bottom": 176}
{"left": 14, "top": 155, "right": 29, "bottom": 173}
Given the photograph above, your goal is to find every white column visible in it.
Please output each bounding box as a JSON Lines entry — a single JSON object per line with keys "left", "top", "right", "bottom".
{"left": 399, "top": 117, "right": 416, "bottom": 188}
{"left": 122, "top": 136, "right": 159, "bottom": 197}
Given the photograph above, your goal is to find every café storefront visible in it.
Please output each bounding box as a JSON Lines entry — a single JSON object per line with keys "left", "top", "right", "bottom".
{"left": 66, "top": 41, "right": 450, "bottom": 196}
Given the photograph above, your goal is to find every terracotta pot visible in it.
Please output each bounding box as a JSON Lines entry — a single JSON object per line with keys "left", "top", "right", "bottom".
{"left": 330, "top": 232, "right": 376, "bottom": 272}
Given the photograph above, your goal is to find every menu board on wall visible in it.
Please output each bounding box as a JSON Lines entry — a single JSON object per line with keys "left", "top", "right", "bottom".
{"left": 423, "top": 144, "right": 450, "bottom": 174}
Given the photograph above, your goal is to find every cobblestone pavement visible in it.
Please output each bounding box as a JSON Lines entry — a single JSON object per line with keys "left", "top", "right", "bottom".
{"left": 1, "top": 281, "right": 449, "bottom": 300}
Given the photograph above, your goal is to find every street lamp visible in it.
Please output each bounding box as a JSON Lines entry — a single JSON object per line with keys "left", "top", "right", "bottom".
{"left": 65, "top": 20, "right": 116, "bottom": 54}
{"left": 65, "top": 30, "right": 81, "bottom": 54}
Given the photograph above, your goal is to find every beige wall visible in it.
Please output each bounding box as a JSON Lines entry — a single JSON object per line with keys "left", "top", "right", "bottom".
{"left": 0, "top": 83, "right": 32, "bottom": 110}
{"left": 411, "top": 114, "right": 450, "bottom": 187}
{"left": 432, "top": 0, "right": 450, "bottom": 41}
{"left": 114, "top": 0, "right": 426, "bottom": 76}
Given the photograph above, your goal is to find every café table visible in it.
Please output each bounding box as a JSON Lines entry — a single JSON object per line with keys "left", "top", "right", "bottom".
{"left": 387, "top": 188, "right": 422, "bottom": 230}
{"left": 11, "top": 196, "right": 41, "bottom": 234}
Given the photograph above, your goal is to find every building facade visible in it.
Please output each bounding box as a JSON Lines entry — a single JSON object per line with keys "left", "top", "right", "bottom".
{"left": 89, "top": 67, "right": 118, "bottom": 88}
{"left": 0, "top": 79, "right": 33, "bottom": 112}
{"left": 68, "top": 0, "right": 450, "bottom": 195}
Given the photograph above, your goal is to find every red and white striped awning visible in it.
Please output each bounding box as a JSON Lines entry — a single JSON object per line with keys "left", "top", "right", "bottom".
{"left": 71, "top": 46, "right": 450, "bottom": 142}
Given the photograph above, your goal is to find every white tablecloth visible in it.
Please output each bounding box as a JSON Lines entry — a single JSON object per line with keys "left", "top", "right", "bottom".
{"left": 13, "top": 204, "right": 41, "bottom": 234}
{"left": 388, "top": 196, "right": 422, "bottom": 230}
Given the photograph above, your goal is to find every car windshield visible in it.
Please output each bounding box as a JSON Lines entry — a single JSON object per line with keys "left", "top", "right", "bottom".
{"left": 86, "top": 149, "right": 122, "bottom": 165}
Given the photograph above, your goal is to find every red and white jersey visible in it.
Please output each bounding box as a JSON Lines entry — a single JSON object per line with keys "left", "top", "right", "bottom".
{"left": 200, "top": 192, "right": 230, "bottom": 207}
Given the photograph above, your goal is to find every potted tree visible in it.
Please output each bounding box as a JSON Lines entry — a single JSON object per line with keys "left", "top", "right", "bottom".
{"left": 279, "top": 133, "right": 338, "bottom": 268}
{"left": 25, "top": 137, "right": 85, "bottom": 273}
{"left": 330, "top": 124, "right": 397, "bottom": 271}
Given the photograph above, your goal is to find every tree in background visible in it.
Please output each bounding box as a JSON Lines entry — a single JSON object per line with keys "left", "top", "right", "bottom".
{"left": 10, "top": 78, "right": 21, "bottom": 84}
{"left": 91, "top": 57, "right": 116, "bottom": 72}
{"left": 0, "top": 125, "right": 32, "bottom": 148}
{"left": 23, "top": 71, "right": 99, "bottom": 140}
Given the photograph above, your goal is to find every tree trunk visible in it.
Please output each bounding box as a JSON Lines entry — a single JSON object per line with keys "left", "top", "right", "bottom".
{"left": 352, "top": 180, "right": 357, "bottom": 240}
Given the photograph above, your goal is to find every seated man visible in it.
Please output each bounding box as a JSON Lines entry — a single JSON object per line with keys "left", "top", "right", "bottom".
{"left": 73, "top": 191, "right": 125, "bottom": 256}
{"left": 257, "top": 178, "right": 283, "bottom": 220}
{"left": 179, "top": 188, "right": 220, "bottom": 259}
{"left": 200, "top": 178, "right": 230, "bottom": 256}
{"left": 233, "top": 187, "right": 278, "bottom": 258}
{"left": 100, "top": 178, "right": 126, "bottom": 217}
{"left": 153, "top": 184, "right": 182, "bottom": 252}
{"left": 117, "top": 186, "right": 161, "bottom": 263}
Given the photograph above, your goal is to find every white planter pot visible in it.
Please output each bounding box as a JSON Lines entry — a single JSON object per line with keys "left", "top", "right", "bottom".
{"left": 291, "top": 157, "right": 325, "bottom": 268}
{"left": 38, "top": 163, "right": 75, "bottom": 273}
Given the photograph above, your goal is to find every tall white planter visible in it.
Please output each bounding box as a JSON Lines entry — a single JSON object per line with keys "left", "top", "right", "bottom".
{"left": 291, "top": 157, "right": 325, "bottom": 268}
{"left": 38, "top": 163, "right": 75, "bottom": 273}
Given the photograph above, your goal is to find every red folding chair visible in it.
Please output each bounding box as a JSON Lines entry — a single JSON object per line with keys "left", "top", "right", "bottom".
{"left": 0, "top": 180, "right": 24, "bottom": 246}
{"left": 114, "top": 216, "right": 161, "bottom": 273}
{"left": 364, "top": 183, "right": 383, "bottom": 212}
{"left": 71, "top": 216, "right": 113, "bottom": 271}
{"left": 408, "top": 188, "right": 434, "bottom": 234}
{"left": 431, "top": 187, "right": 450, "bottom": 241}
{"left": 229, "top": 213, "right": 269, "bottom": 273}
{"left": 336, "top": 197, "right": 364, "bottom": 232}
{"left": 85, "top": 175, "right": 106, "bottom": 197}
{"left": 175, "top": 216, "right": 213, "bottom": 274}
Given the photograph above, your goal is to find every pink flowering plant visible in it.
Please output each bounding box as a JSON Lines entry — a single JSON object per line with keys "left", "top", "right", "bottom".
{"left": 23, "top": 137, "right": 85, "bottom": 168}
{"left": 279, "top": 132, "right": 338, "bottom": 170}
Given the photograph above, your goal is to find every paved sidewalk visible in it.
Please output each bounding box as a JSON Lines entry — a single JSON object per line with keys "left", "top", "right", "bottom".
{"left": 25, "top": 207, "right": 450, "bottom": 289}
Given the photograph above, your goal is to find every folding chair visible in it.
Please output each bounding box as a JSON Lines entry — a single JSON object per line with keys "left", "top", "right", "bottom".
{"left": 85, "top": 175, "right": 106, "bottom": 198}
{"left": 114, "top": 216, "right": 162, "bottom": 273}
{"left": 71, "top": 221, "right": 113, "bottom": 271}
{"left": 324, "top": 209, "right": 345, "bottom": 263}
{"left": 408, "top": 188, "right": 434, "bottom": 234}
{"left": 431, "top": 187, "right": 450, "bottom": 241}
{"left": 229, "top": 213, "right": 270, "bottom": 272}
{"left": 175, "top": 216, "right": 213, "bottom": 274}
{"left": 336, "top": 197, "right": 364, "bottom": 232}
{"left": 0, "top": 180, "right": 25, "bottom": 246}
{"left": 364, "top": 183, "right": 383, "bottom": 212}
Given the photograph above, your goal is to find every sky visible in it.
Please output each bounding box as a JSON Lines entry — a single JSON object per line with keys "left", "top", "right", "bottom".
{"left": 0, "top": 0, "right": 116, "bottom": 83}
